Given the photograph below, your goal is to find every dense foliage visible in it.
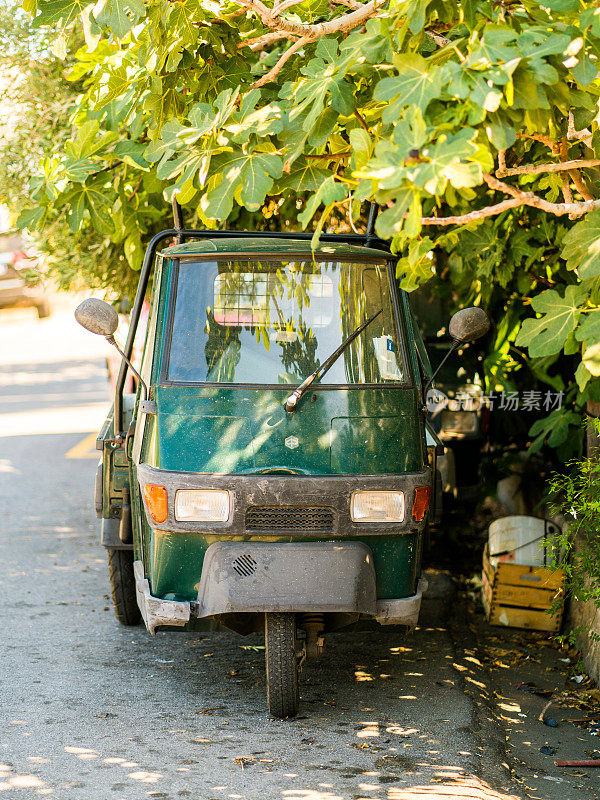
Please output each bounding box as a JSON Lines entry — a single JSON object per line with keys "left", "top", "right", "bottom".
{"left": 10, "top": 0, "right": 600, "bottom": 454}
{"left": 546, "top": 419, "right": 600, "bottom": 640}
{"left": 0, "top": 6, "right": 141, "bottom": 291}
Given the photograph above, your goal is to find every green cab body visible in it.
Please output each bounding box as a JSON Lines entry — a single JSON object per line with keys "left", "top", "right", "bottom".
{"left": 96, "top": 238, "right": 435, "bottom": 639}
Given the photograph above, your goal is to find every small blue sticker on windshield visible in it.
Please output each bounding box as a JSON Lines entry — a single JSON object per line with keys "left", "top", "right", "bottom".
{"left": 386, "top": 338, "right": 394, "bottom": 351}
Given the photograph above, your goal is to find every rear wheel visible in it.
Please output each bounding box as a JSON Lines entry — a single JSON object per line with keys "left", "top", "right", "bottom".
{"left": 265, "top": 612, "right": 299, "bottom": 718}
{"left": 107, "top": 548, "right": 141, "bottom": 626}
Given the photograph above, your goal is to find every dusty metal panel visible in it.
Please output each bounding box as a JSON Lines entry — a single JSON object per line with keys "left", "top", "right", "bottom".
{"left": 193, "top": 541, "right": 377, "bottom": 617}
{"left": 133, "top": 560, "right": 190, "bottom": 635}
{"left": 375, "top": 577, "right": 427, "bottom": 626}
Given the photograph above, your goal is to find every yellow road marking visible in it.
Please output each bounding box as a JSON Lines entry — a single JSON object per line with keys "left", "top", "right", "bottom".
{"left": 65, "top": 432, "right": 99, "bottom": 459}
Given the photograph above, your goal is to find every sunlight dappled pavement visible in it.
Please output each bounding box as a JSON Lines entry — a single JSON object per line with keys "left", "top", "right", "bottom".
{"left": 0, "top": 296, "right": 111, "bottom": 439}
{"left": 0, "top": 297, "right": 527, "bottom": 800}
{"left": 279, "top": 775, "right": 523, "bottom": 799}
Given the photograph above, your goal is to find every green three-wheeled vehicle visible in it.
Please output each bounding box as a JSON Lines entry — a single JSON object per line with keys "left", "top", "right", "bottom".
{"left": 76, "top": 203, "right": 489, "bottom": 718}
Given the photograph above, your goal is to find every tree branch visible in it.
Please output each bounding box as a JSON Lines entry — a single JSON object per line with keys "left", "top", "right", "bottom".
{"left": 421, "top": 172, "right": 600, "bottom": 226}
{"left": 250, "top": 36, "right": 309, "bottom": 88}
{"left": 272, "top": 0, "right": 305, "bottom": 17}
{"left": 568, "top": 168, "right": 593, "bottom": 202}
{"left": 306, "top": 151, "right": 351, "bottom": 159}
{"left": 353, "top": 110, "right": 369, "bottom": 131}
{"left": 126, "top": 176, "right": 143, "bottom": 202}
{"left": 495, "top": 158, "right": 600, "bottom": 178}
{"left": 329, "top": 0, "right": 362, "bottom": 8}
{"left": 516, "top": 132, "right": 558, "bottom": 152}
{"left": 483, "top": 173, "right": 600, "bottom": 218}
{"left": 421, "top": 198, "right": 523, "bottom": 226}
{"left": 482, "top": 173, "right": 526, "bottom": 198}
{"left": 233, "top": 0, "right": 387, "bottom": 39}
{"left": 560, "top": 139, "right": 574, "bottom": 204}
{"left": 561, "top": 173, "right": 573, "bottom": 205}
{"left": 497, "top": 148, "right": 507, "bottom": 175}
{"left": 237, "top": 31, "right": 297, "bottom": 49}
{"left": 560, "top": 137, "right": 594, "bottom": 203}
{"left": 427, "top": 30, "right": 451, "bottom": 46}
{"left": 568, "top": 111, "right": 593, "bottom": 148}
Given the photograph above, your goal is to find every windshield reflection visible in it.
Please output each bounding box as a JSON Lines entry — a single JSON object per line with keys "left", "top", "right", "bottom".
{"left": 167, "top": 259, "right": 405, "bottom": 386}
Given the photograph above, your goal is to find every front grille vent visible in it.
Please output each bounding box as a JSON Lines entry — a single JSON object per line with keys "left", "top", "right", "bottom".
{"left": 232, "top": 553, "right": 258, "bottom": 577}
{"left": 245, "top": 505, "right": 335, "bottom": 532}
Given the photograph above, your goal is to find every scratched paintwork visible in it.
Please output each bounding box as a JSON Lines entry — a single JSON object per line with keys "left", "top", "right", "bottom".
{"left": 152, "top": 386, "right": 424, "bottom": 475}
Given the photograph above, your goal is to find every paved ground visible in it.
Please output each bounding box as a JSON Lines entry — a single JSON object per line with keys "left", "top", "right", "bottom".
{"left": 0, "top": 297, "right": 596, "bottom": 800}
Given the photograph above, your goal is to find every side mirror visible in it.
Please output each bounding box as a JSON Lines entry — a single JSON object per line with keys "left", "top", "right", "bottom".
{"left": 74, "top": 298, "right": 118, "bottom": 338}
{"left": 75, "top": 297, "right": 150, "bottom": 406}
{"left": 448, "top": 307, "right": 490, "bottom": 343}
{"left": 423, "top": 306, "right": 490, "bottom": 401}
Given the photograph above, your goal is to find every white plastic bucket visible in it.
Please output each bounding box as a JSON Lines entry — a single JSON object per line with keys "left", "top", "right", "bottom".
{"left": 488, "top": 515, "right": 561, "bottom": 568}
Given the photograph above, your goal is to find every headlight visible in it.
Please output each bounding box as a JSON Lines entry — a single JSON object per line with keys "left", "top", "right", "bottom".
{"left": 174, "top": 489, "right": 231, "bottom": 522}
{"left": 440, "top": 410, "right": 478, "bottom": 436}
{"left": 351, "top": 491, "right": 404, "bottom": 522}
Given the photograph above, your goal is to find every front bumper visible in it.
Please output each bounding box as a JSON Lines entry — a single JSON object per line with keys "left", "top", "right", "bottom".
{"left": 134, "top": 561, "right": 190, "bottom": 635}
{"left": 136, "top": 463, "right": 431, "bottom": 536}
{"left": 133, "top": 541, "right": 426, "bottom": 635}
{"left": 195, "top": 541, "right": 377, "bottom": 616}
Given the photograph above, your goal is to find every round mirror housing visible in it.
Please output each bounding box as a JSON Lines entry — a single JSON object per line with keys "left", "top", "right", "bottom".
{"left": 448, "top": 307, "right": 490, "bottom": 343}
{"left": 74, "top": 298, "right": 118, "bottom": 338}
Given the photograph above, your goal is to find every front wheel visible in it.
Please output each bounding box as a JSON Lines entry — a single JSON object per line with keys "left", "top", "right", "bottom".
{"left": 107, "top": 548, "right": 141, "bottom": 626}
{"left": 265, "top": 612, "right": 299, "bottom": 718}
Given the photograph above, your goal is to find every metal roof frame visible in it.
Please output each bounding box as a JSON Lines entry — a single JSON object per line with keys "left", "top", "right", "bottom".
{"left": 114, "top": 200, "right": 388, "bottom": 435}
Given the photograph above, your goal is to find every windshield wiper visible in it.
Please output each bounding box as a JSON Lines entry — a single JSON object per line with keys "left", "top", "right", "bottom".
{"left": 284, "top": 308, "right": 382, "bottom": 413}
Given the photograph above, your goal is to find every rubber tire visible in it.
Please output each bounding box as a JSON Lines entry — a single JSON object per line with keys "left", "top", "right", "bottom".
{"left": 265, "top": 612, "right": 299, "bottom": 718}
{"left": 107, "top": 548, "right": 141, "bottom": 626}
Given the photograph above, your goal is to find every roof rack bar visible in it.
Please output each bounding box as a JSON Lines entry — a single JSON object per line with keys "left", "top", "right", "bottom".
{"left": 365, "top": 203, "right": 379, "bottom": 247}
{"left": 164, "top": 228, "right": 391, "bottom": 249}
{"left": 172, "top": 197, "right": 184, "bottom": 244}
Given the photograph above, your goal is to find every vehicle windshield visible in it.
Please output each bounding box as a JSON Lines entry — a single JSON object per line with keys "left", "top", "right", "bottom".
{"left": 166, "top": 258, "right": 406, "bottom": 386}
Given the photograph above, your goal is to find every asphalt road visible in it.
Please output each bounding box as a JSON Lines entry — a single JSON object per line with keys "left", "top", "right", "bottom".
{"left": 0, "top": 298, "right": 523, "bottom": 800}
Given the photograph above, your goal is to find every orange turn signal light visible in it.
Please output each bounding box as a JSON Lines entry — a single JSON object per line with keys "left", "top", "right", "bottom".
{"left": 412, "top": 485, "right": 431, "bottom": 522}
{"left": 144, "top": 484, "right": 168, "bottom": 523}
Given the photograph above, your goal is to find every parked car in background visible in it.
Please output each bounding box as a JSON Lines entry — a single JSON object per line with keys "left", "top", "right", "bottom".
{"left": 0, "top": 236, "right": 51, "bottom": 318}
